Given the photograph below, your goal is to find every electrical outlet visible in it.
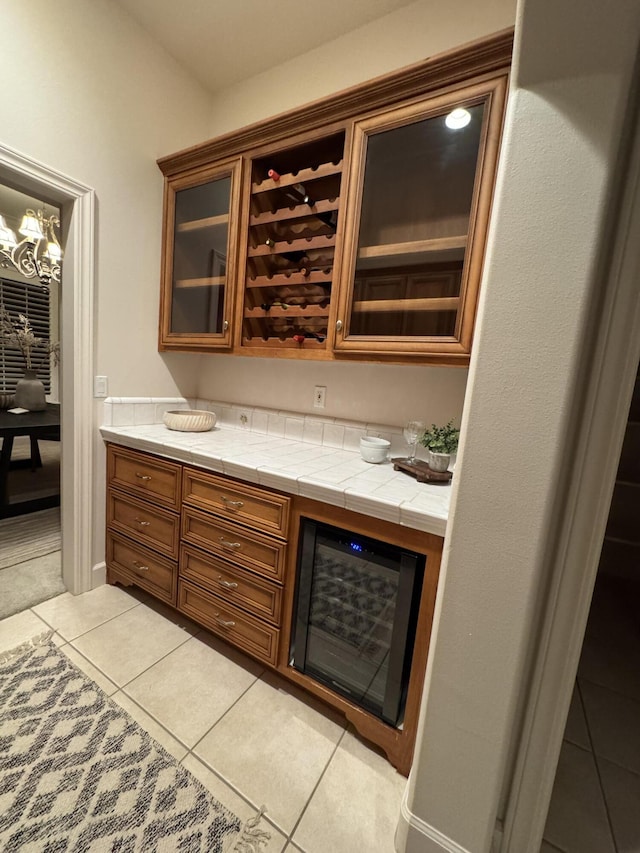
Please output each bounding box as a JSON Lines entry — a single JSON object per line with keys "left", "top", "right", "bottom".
{"left": 94, "top": 375, "right": 108, "bottom": 398}
{"left": 313, "top": 386, "right": 326, "bottom": 409}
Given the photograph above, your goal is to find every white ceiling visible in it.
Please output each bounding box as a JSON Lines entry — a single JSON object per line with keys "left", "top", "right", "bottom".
{"left": 113, "top": 0, "right": 417, "bottom": 93}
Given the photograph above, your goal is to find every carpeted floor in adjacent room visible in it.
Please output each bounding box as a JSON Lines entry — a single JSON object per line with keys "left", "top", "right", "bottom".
{"left": 0, "top": 437, "right": 64, "bottom": 619}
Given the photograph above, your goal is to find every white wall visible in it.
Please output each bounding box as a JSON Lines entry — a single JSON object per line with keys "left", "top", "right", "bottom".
{"left": 1, "top": 0, "right": 213, "bottom": 568}
{"left": 200, "top": 0, "right": 517, "bottom": 428}
{"left": 1, "top": 0, "right": 211, "bottom": 398}
{"left": 397, "top": 0, "right": 640, "bottom": 850}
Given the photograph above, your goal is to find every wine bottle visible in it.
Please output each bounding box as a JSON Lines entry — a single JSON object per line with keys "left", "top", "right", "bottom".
{"left": 285, "top": 182, "right": 313, "bottom": 206}
{"left": 267, "top": 168, "right": 281, "bottom": 181}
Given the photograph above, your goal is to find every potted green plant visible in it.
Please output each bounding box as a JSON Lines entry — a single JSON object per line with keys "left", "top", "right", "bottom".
{"left": 420, "top": 420, "right": 460, "bottom": 472}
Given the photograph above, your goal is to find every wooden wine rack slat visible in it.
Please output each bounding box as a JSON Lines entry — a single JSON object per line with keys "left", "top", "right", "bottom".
{"left": 250, "top": 198, "right": 339, "bottom": 227}
{"left": 248, "top": 235, "right": 336, "bottom": 258}
{"left": 244, "top": 306, "right": 330, "bottom": 319}
{"left": 242, "top": 337, "right": 326, "bottom": 350}
{"left": 252, "top": 160, "right": 343, "bottom": 195}
{"left": 245, "top": 270, "right": 333, "bottom": 289}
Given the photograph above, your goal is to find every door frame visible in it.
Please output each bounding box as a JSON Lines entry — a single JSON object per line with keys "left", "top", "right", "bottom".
{"left": 0, "top": 141, "right": 95, "bottom": 594}
{"left": 498, "top": 71, "right": 640, "bottom": 852}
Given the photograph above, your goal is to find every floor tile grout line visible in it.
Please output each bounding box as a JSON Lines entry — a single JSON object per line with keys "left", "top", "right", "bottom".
{"left": 576, "top": 680, "right": 619, "bottom": 853}
{"left": 577, "top": 667, "right": 640, "bottom": 704}
{"left": 28, "top": 595, "right": 142, "bottom": 642}
{"left": 181, "top": 750, "right": 286, "bottom": 839}
{"left": 185, "top": 665, "right": 267, "bottom": 757}
{"left": 285, "top": 726, "right": 348, "bottom": 846}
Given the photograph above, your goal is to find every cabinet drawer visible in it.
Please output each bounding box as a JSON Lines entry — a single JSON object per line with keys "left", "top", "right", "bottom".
{"left": 107, "top": 531, "right": 177, "bottom": 605}
{"left": 183, "top": 468, "right": 290, "bottom": 538}
{"left": 180, "top": 544, "right": 282, "bottom": 625}
{"left": 108, "top": 445, "right": 181, "bottom": 510}
{"left": 108, "top": 491, "right": 180, "bottom": 559}
{"left": 178, "top": 580, "right": 279, "bottom": 666}
{"left": 182, "top": 506, "right": 286, "bottom": 582}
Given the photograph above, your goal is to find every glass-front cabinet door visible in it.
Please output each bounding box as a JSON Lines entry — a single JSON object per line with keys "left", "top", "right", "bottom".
{"left": 159, "top": 159, "right": 242, "bottom": 350}
{"left": 334, "top": 78, "right": 507, "bottom": 360}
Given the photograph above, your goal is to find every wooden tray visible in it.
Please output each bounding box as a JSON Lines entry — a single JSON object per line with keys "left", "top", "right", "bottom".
{"left": 391, "top": 458, "right": 452, "bottom": 484}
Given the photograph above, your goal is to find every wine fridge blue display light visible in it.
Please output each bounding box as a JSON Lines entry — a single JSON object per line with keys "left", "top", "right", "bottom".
{"left": 292, "top": 518, "right": 424, "bottom": 726}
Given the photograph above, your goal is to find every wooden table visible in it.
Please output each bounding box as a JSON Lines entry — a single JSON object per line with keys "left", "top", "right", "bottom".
{"left": 0, "top": 404, "right": 60, "bottom": 518}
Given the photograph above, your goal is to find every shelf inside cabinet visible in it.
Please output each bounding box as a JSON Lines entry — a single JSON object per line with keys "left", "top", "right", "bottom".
{"left": 352, "top": 296, "right": 460, "bottom": 314}
{"left": 175, "top": 276, "right": 226, "bottom": 288}
{"left": 176, "top": 213, "right": 229, "bottom": 233}
{"left": 252, "top": 160, "right": 343, "bottom": 195}
{"left": 358, "top": 236, "right": 467, "bottom": 260}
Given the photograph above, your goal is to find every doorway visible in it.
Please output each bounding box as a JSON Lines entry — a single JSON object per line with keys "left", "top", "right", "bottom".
{"left": 0, "top": 185, "right": 64, "bottom": 617}
{"left": 0, "top": 140, "right": 95, "bottom": 596}
{"left": 541, "top": 369, "right": 640, "bottom": 852}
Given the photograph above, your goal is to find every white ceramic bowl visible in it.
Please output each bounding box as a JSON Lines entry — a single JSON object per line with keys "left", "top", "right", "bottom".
{"left": 162, "top": 409, "right": 216, "bottom": 432}
{"left": 360, "top": 435, "right": 391, "bottom": 464}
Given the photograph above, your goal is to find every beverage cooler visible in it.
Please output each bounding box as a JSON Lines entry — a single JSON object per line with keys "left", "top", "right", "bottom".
{"left": 291, "top": 518, "right": 425, "bottom": 727}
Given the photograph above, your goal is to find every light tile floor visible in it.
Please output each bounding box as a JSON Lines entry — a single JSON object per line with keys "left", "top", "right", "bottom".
{"left": 541, "top": 575, "right": 640, "bottom": 852}
{"left": 0, "top": 584, "right": 406, "bottom": 852}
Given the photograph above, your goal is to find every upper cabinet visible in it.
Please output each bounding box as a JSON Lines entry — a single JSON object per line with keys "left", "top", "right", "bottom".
{"left": 157, "top": 30, "right": 511, "bottom": 364}
{"left": 335, "top": 79, "right": 506, "bottom": 359}
{"left": 159, "top": 159, "right": 242, "bottom": 350}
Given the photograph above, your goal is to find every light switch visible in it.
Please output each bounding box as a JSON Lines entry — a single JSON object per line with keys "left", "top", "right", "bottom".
{"left": 94, "top": 375, "right": 108, "bottom": 398}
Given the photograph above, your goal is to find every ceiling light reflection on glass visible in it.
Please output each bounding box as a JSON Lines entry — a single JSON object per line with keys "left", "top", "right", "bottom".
{"left": 445, "top": 108, "right": 472, "bottom": 130}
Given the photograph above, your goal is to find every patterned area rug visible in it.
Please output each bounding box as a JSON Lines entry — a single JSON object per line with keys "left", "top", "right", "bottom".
{"left": 0, "top": 636, "right": 270, "bottom": 852}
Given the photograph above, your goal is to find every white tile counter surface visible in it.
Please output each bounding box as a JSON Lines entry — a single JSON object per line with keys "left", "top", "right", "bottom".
{"left": 100, "top": 419, "right": 450, "bottom": 537}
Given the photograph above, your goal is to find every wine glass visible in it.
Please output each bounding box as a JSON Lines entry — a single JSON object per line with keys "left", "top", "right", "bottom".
{"left": 403, "top": 420, "right": 425, "bottom": 466}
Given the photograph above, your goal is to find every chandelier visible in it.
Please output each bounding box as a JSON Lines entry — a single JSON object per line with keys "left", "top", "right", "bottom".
{"left": 0, "top": 209, "right": 62, "bottom": 286}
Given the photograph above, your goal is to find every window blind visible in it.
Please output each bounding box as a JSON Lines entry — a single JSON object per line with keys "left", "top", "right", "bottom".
{"left": 0, "top": 278, "right": 52, "bottom": 394}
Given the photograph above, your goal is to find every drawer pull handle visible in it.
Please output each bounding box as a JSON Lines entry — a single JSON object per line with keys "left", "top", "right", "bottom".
{"left": 132, "top": 560, "right": 149, "bottom": 572}
{"left": 218, "top": 578, "right": 238, "bottom": 589}
{"left": 219, "top": 537, "right": 242, "bottom": 550}
{"left": 135, "top": 473, "right": 152, "bottom": 481}
{"left": 220, "top": 496, "right": 244, "bottom": 509}
{"left": 135, "top": 518, "right": 151, "bottom": 527}
{"left": 214, "top": 614, "right": 235, "bottom": 628}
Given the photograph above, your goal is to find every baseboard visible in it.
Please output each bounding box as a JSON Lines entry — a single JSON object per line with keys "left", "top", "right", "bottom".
{"left": 396, "top": 788, "right": 472, "bottom": 853}
{"left": 91, "top": 561, "right": 106, "bottom": 589}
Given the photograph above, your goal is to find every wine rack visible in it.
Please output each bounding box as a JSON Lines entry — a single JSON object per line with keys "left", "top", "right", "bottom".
{"left": 241, "top": 133, "right": 345, "bottom": 353}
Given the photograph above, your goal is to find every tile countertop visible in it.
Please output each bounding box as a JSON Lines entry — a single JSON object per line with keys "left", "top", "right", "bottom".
{"left": 100, "top": 423, "right": 451, "bottom": 537}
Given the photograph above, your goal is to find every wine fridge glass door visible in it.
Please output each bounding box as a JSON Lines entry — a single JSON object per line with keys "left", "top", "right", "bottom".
{"left": 292, "top": 518, "right": 424, "bottom": 727}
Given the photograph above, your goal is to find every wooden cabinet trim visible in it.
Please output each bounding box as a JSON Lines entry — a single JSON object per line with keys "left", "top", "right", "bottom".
{"left": 107, "top": 444, "right": 181, "bottom": 511}
{"left": 108, "top": 490, "right": 180, "bottom": 560}
{"left": 182, "top": 466, "right": 290, "bottom": 539}
{"left": 179, "top": 580, "right": 279, "bottom": 666}
{"left": 107, "top": 531, "right": 177, "bottom": 606}
{"left": 180, "top": 543, "right": 283, "bottom": 625}
{"left": 158, "top": 30, "right": 512, "bottom": 176}
{"left": 334, "top": 75, "right": 508, "bottom": 356}
{"left": 159, "top": 157, "right": 244, "bottom": 351}
{"left": 182, "top": 505, "right": 287, "bottom": 582}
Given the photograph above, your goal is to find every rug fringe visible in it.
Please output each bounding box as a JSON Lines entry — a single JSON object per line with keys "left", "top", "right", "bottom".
{"left": 0, "top": 630, "right": 54, "bottom": 665}
{"left": 227, "top": 805, "right": 271, "bottom": 852}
